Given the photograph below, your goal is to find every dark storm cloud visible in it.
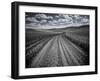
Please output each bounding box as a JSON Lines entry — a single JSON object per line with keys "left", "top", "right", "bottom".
{"left": 25, "top": 12, "right": 89, "bottom": 29}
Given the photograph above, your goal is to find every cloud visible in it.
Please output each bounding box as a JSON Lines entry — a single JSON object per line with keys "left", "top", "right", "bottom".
{"left": 26, "top": 13, "right": 89, "bottom": 29}
{"left": 39, "top": 20, "right": 47, "bottom": 25}
{"left": 26, "top": 17, "right": 39, "bottom": 23}
{"left": 40, "top": 20, "right": 47, "bottom": 23}
{"left": 58, "top": 18, "right": 70, "bottom": 23}
{"left": 35, "top": 14, "right": 53, "bottom": 20}
{"left": 35, "top": 14, "right": 47, "bottom": 19}
{"left": 48, "top": 20, "right": 57, "bottom": 26}
{"left": 81, "top": 18, "right": 89, "bottom": 23}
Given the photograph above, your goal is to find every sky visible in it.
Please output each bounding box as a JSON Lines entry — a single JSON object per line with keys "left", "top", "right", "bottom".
{"left": 25, "top": 12, "right": 89, "bottom": 29}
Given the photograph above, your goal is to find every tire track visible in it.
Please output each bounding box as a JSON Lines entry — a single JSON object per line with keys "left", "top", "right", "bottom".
{"left": 59, "top": 36, "right": 75, "bottom": 65}
{"left": 30, "top": 37, "right": 56, "bottom": 67}
{"left": 26, "top": 37, "right": 54, "bottom": 67}
{"left": 61, "top": 36, "right": 85, "bottom": 65}
{"left": 38, "top": 36, "right": 59, "bottom": 67}
{"left": 57, "top": 35, "right": 69, "bottom": 66}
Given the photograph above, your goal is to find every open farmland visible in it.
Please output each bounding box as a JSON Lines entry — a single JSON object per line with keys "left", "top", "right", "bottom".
{"left": 26, "top": 25, "right": 89, "bottom": 68}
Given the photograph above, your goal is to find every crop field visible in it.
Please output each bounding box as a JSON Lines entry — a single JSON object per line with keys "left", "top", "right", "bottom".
{"left": 25, "top": 25, "right": 89, "bottom": 68}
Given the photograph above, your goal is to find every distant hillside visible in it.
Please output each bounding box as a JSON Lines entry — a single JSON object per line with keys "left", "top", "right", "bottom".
{"left": 48, "top": 25, "right": 89, "bottom": 32}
